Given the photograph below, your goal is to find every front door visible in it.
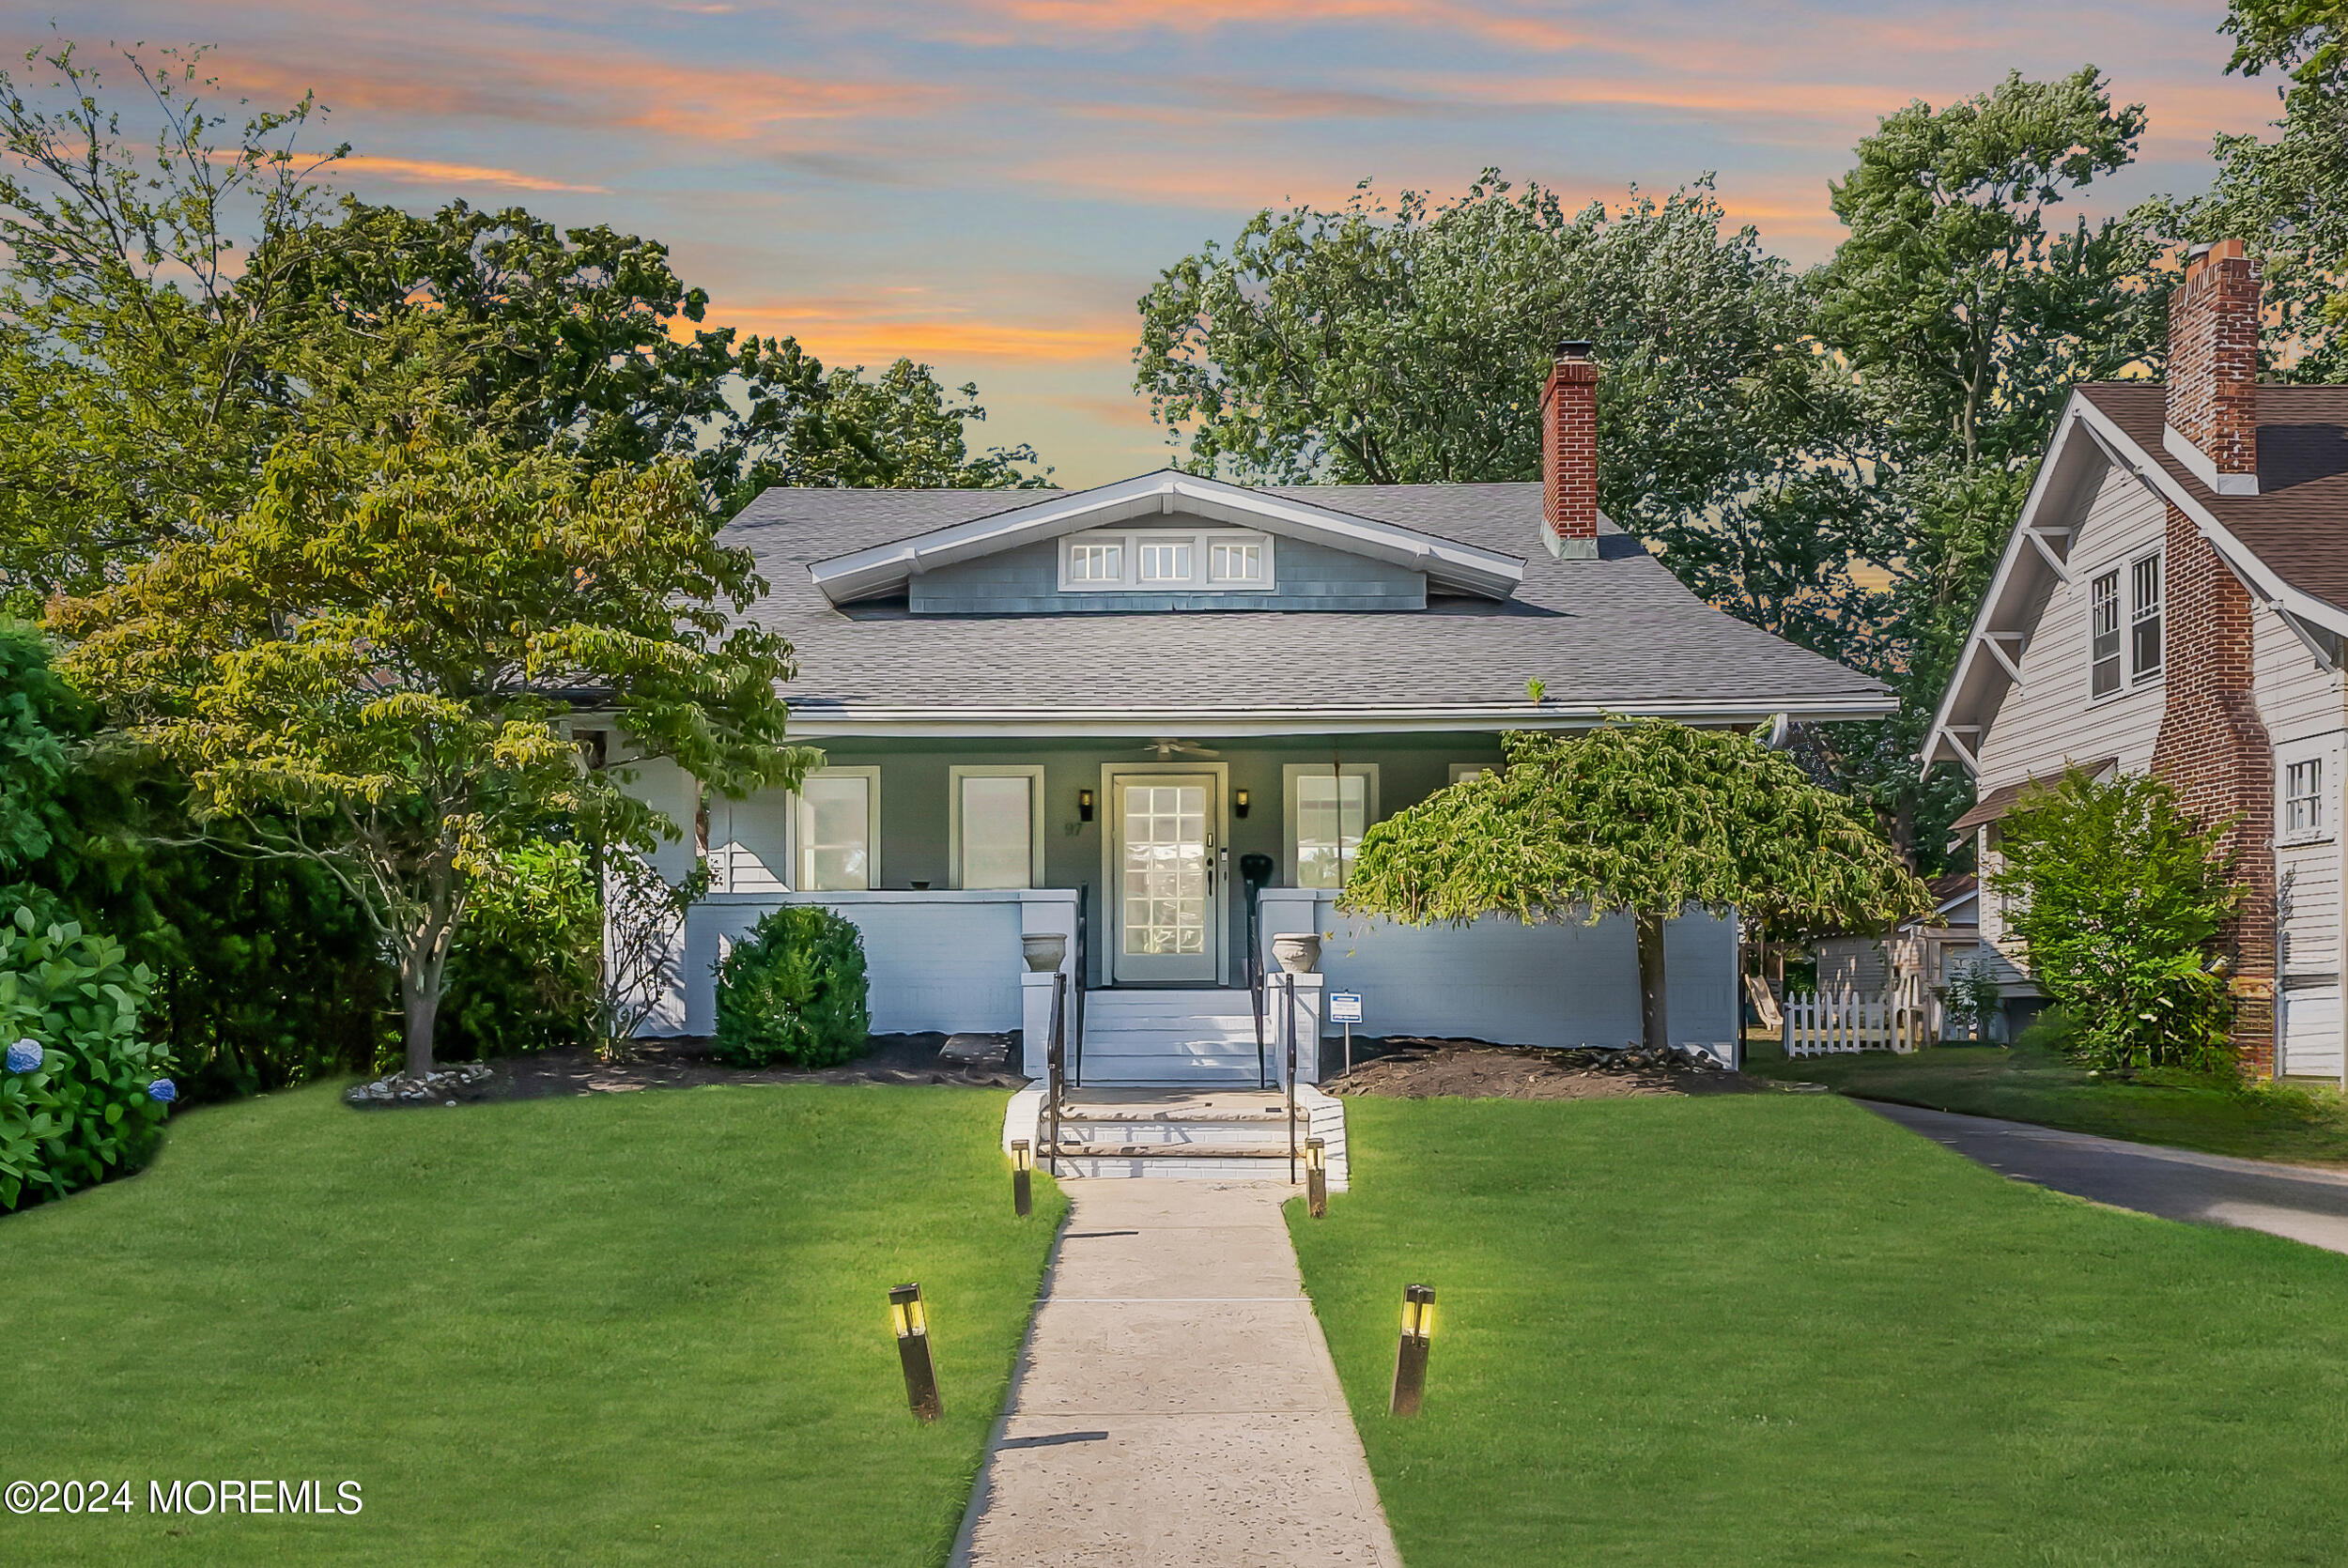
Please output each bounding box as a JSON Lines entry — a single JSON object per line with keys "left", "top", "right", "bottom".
{"left": 1110, "top": 774, "right": 1221, "bottom": 983}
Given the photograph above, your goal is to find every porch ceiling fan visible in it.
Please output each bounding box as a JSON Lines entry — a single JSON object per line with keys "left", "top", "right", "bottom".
{"left": 1135, "top": 736, "right": 1220, "bottom": 759}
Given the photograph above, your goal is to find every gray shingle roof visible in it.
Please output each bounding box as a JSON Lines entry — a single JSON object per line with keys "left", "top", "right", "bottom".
{"left": 2080, "top": 383, "right": 2348, "bottom": 615}
{"left": 720, "top": 475, "right": 1890, "bottom": 727}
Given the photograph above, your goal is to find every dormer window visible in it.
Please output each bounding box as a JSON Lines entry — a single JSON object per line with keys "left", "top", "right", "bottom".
{"left": 1211, "top": 540, "right": 1262, "bottom": 583}
{"left": 1138, "top": 540, "right": 1192, "bottom": 582}
{"left": 1068, "top": 541, "right": 1122, "bottom": 583}
{"left": 1058, "top": 529, "right": 1276, "bottom": 592}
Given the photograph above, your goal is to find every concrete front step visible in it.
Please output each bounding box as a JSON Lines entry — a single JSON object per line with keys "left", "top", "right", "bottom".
{"left": 1005, "top": 1084, "right": 1352, "bottom": 1188}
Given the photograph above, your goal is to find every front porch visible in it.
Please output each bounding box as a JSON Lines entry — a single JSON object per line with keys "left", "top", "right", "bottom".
{"left": 637, "top": 731, "right": 1743, "bottom": 1086}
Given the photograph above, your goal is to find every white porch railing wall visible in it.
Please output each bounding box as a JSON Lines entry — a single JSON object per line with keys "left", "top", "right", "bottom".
{"left": 660, "top": 888, "right": 1079, "bottom": 1047}
{"left": 1256, "top": 889, "right": 1740, "bottom": 1063}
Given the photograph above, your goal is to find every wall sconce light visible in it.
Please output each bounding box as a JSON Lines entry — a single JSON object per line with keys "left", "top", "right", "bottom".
{"left": 1011, "top": 1139, "right": 1034, "bottom": 1217}
{"left": 1304, "top": 1137, "right": 1326, "bottom": 1218}
{"left": 889, "top": 1283, "right": 942, "bottom": 1422}
{"left": 1077, "top": 789, "right": 1094, "bottom": 822}
{"left": 1390, "top": 1283, "right": 1435, "bottom": 1417}
{"left": 1234, "top": 788, "right": 1251, "bottom": 819}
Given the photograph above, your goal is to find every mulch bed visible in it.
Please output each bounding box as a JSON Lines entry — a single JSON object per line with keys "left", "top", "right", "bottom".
{"left": 348, "top": 1033, "right": 1026, "bottom": 1108}
{"left": 1323, "top": 1037, "right": 1769, "bottom": 1100}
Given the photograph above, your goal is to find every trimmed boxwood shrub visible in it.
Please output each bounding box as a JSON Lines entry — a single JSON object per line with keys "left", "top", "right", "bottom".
{"left": 712, "top": 905, "right": 870, "bottom": 1068}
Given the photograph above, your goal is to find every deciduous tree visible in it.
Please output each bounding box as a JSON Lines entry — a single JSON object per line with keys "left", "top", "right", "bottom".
{"left": 1135, "top": 175, "right": 1884, "bottom": 657}
{"left": 53, "top": 430, "right": 812, "bottom": 1077}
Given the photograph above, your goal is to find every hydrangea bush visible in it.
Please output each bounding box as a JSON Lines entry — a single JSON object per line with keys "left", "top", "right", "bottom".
{"left": 0, "top": 905, "right": 174, "bottom": 1211}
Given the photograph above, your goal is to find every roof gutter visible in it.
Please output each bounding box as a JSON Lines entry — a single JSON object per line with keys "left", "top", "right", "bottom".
{"left": 780, "top": 695, "right": 1897, "bottom": 740}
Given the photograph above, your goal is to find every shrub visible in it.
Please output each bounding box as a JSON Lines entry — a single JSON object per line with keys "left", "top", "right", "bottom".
{"left": 440, "top": 840, "right": 599, "bottom": 1061}
{"left": 1991, "top": 770, "right": 2238, "bottom": 1072}
{"left": 1936, "top": 957, "right": 2006, "bottom": 1042}
{"left": 0, "top": 905, "right": 174, "bottom": 1212}
{"left": 713, "top": 905, "right": 870, "bottom": 1068}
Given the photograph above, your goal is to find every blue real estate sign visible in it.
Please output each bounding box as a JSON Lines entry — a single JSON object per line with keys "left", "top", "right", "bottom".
{"left": 1328, "top": 992, "right": 1363, "bottom": 1024}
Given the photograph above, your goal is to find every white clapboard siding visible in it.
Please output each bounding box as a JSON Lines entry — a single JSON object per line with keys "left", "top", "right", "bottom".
{"left": 1782, "top": 988, "right": 1930, "bottom": 1056}
{"left": 2281, "top": 987, "right": 2344, "bottom": 1080}
{"left": 1973, "top": 465, "right": 2170, "bottom": 793}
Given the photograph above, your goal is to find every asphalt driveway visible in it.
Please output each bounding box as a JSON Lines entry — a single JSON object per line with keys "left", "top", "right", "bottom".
{"left": 1864, "top": 1099, "right": 2348, "bottom": 1255}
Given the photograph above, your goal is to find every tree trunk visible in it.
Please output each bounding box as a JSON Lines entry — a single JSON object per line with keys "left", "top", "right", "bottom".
{"left": 400, "top": 950, "right": 440, "bottom": 1079}
{"left": 1635, "top": 909, "right": 1669, "bottom": 1053}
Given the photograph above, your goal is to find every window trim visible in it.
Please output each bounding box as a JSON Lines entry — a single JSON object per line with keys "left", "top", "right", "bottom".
{"left": 1057, "top": 528, "right": 1276, "bottom": 593}
{"left": 2085, "top": 546, "right": 2165, "bottom": 703}
{"left": 2088, "top": 566, "right": 2122, "bottom": 699}
{"left": 1282, "top": 762, "right": 1380, "bottom": 889}
{"left": 796, "top": 765, "right": 882, "bottom": 891}
{"left": 2278, "top": 746, "right": 2336, "bottom": 848}
{"left": 2128, "top": 548, "right": 2164, "bottom": 685}
{"left": 1448, "top": 762, "right": 1493, "bottom": 785}
{"left": 947, "top": 764, "right": 1046, "bottom": 889}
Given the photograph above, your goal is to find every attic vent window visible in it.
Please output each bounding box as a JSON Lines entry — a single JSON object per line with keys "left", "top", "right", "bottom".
{"left": 1057, "top": 528, "right": 1275, "bottom": 593}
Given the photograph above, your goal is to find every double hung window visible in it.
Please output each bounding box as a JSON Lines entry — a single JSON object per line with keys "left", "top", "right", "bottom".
{"left": 797, "top": 769, "right": 880, "bottom": 891}
{"left": 1284, "top": 764, "right": 1378, "bottom": 890}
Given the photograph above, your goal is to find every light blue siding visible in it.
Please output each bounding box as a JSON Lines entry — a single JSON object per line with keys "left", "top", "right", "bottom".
{"left": 909, "top": 535, "right": 1428, "bottom": 613}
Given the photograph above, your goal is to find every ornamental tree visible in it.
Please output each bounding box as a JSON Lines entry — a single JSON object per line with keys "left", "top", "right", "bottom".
{"left": 1340, "top": 720, "right": 1934, "bottom": 1052}
{"left": 52, "top": 428, "right": 812, "bottom": 1077}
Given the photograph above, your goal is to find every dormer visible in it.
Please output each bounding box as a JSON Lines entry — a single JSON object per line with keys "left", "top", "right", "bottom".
{"left": 804, "top": 470, "right": 1526, "bottom": 615}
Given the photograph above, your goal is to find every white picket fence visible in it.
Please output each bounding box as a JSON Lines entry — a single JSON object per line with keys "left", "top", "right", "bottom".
{"left": 1782, "top": 987, "right": 1932, "bottom": 1056}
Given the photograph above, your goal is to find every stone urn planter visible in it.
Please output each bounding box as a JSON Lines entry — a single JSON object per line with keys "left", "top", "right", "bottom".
{"left": 1022, "top": 932, "right": 1068, "bottom": 974}
{"left": 1270, "top": 932, "right": 1322, "bottom": 975}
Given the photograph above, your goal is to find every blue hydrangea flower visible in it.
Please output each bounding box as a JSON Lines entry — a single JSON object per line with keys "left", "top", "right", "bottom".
{"left": 5, "top": 1038, "right": 39, "bottom": 1074}
{"left": 147, "top": 1078, "right": 178, "bottom": 1104}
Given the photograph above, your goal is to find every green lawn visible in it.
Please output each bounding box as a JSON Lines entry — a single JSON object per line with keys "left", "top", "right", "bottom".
{"left": 1745, "top": 1036, "right": 2348, "bottom": 1164}
{"left": 0, "top": 1082, "right": 1063, "bottom": 1567}
{"left": 1290, "top": 1095, "right": 2348, "bottom": 1567}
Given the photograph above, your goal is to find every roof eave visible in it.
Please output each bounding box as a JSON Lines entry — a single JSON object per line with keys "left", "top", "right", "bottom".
{"left": 781, "top": 693, "right": 1896, "bottom": 740}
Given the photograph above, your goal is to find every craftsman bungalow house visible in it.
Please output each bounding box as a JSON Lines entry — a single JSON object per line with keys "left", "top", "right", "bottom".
{"left": 627, "top": 343, "right": 1892, "bottom": 1084}
{"left": 1925, "top": 241, "right": 2348, "bottom": 1076}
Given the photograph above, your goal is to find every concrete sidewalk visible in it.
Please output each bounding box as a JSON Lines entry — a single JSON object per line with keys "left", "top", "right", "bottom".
{"left": 958, "top": 1180, "right": 1400, "bottom": 1568}
{"left": 1866, "top": 1099, "right": 2348, "bottom": 1254}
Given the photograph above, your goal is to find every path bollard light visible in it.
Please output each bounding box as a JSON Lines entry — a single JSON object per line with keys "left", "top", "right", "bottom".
{"left": 1304, "top": 1138, "right": 1327, "bottom": 1219}
{"left": 889, "top": 1283, "right": 942, "bottom": 1422}
{"left": 1389, "top": 1284, "right": 1435, "bottom": 1417}
{"left": 1011, "top": 1139, "right": 1034, "bottom": 1218}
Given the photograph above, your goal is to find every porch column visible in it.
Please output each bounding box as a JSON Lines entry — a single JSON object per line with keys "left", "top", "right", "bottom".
{"left": 1017, "top": 889, "right": 1079, "bottom": 1081}
{"left": 1274, "top": 972, "right": 1325, "bottom": 1085}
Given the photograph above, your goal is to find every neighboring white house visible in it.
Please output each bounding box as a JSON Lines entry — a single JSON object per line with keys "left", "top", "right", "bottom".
{"left": 1923, "top": 240, "right": 2348, "bottom": 1078}
{"left": 1815, "top": 873, "right": 1982, "bottom": 1024}
{"left": 611, "top": 342, "right": 1895, "bottom": 1085}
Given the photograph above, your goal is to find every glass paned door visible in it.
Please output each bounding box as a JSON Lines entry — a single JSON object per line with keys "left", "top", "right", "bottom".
{"left": 1112, "top": 775, "right": 1219, "bottom": 983}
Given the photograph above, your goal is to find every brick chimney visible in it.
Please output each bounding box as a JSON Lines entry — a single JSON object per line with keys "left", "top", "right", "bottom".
{"left": 2150, "top": 238, "right": 2275, "bottom": 1070}
{"left": 2163, "top": 238, "right": 2260, "bottom": 497}
{"left": 1539, "top": 340, "right": 1599, "bottom": 560}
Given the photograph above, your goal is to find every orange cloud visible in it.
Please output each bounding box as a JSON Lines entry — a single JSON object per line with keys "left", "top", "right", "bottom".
{"left": 333, "top": 154, "right": 609, "bottom": 193}
{"left": 203, "top": 45, "right": 943, "bottom": 146}
{"left": 706, "top": 297, "right": 1136, "bottom": 365}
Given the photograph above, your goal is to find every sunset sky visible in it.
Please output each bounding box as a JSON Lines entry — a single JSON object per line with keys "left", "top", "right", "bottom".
{"left": 18, "top": 1, "right": 2292, "bottom": 484}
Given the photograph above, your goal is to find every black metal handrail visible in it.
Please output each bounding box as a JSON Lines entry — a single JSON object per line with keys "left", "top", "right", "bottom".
{"left": 1045, "top": 971, "right": 1067, "bottom": 1174}
{"left": 1072, "top": 884, "right": 1089, "bottom": 1089}
{"left": 1280, "top": 969, "right": 1298, "bottom": 1182}
{"left": 1247, "top": 893, "right": 1269, "bottom": 1090}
